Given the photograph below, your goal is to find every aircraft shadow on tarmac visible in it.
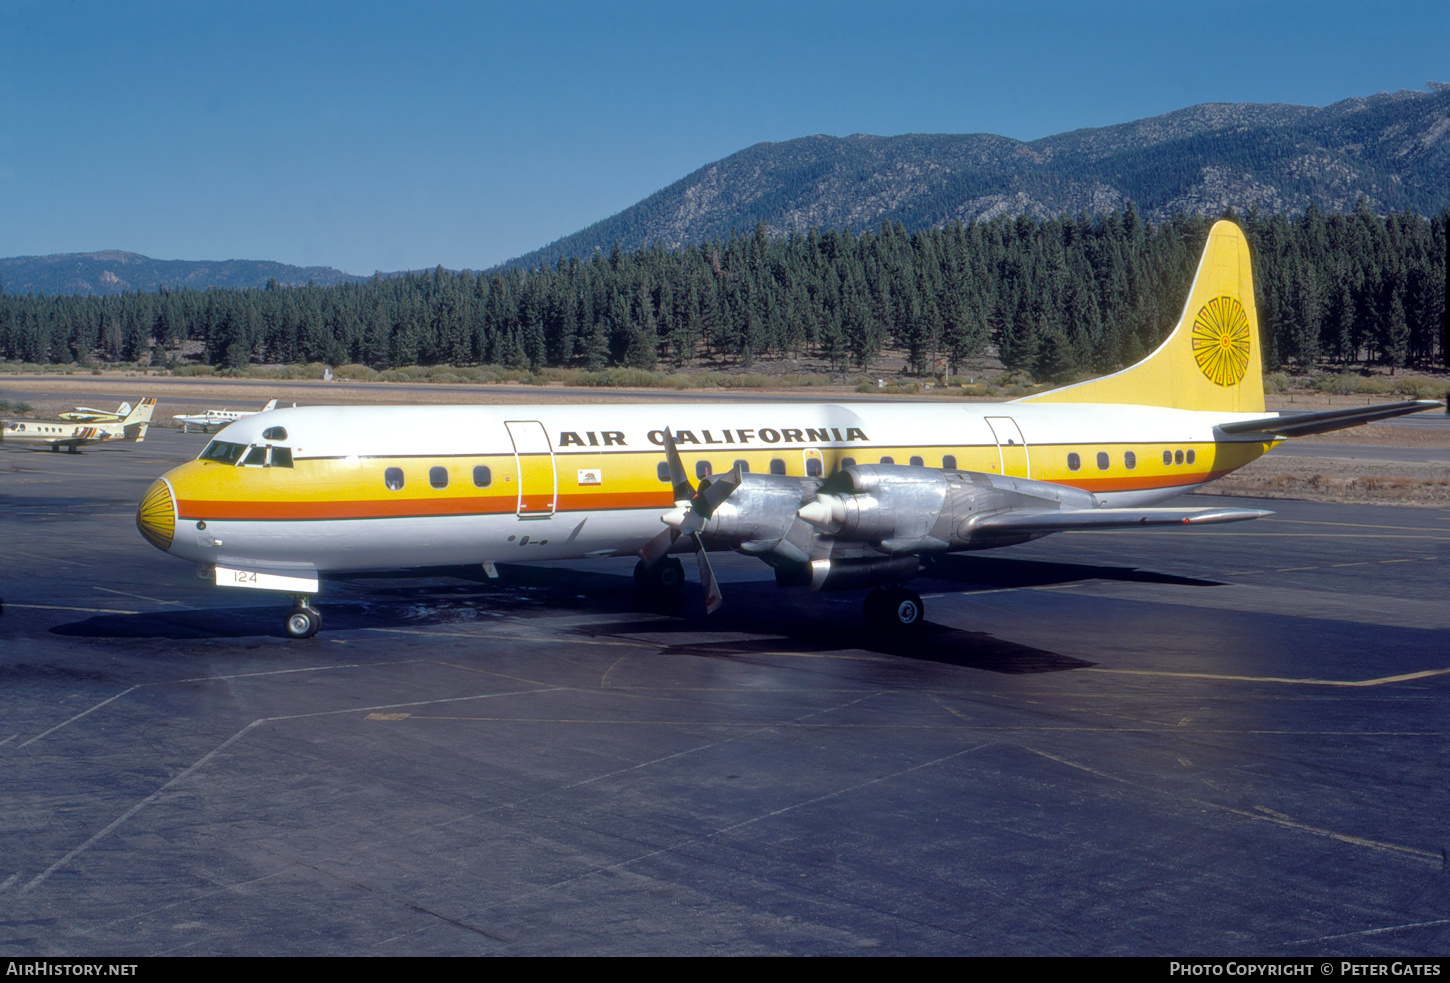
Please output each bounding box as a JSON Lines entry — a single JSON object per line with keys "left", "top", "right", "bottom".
{"left": 48, "top": 559, "right": 1114, "bottom": 674}
{"left": 917, "top": 553, "right": 1226, "bottom": 590}
{"left": 570, "top": 614, "right": 1094, "bottom": 675}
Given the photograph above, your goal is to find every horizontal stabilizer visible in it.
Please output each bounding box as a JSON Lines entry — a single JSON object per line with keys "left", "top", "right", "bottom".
{"left": 1216, "top": 400, "right": 1441, "bottom": 440}
{"left": 972, "top": 506, "right": 1272, "bottom": 535}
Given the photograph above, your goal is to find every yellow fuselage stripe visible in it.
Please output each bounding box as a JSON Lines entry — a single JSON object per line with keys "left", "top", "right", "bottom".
{"left": 170, "top": 440, "right": 1267, "bottom": 522}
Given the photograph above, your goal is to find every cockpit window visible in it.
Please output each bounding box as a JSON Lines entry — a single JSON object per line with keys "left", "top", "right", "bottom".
{"left": 262, "top": 426, "right": 288, "bottom": 441}
{"left": 204, "top": 439, "right": 293, "bottom": 468}
{"left": 199, "top": 440, "right": 247, "bottom": 464}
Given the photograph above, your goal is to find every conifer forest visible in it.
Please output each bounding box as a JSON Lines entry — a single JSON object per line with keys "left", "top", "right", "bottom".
{"left": 2, "top": 206, "right": 1446, "bottom": 380}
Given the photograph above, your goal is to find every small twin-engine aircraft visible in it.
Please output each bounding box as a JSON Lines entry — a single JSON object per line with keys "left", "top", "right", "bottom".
{"left": 137, "top": 223, "right": 1441, "bottom": 638}
{"left": 175, "top": 398, "right": 279, "bottom": 434}
{"left": 58, "top": 401, "right": 132, "bottom": 423}
{"left": 4, "top": 398, "right": 157, "bottom": 452}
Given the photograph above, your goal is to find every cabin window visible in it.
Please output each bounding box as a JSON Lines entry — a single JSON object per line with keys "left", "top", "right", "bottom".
{"left": 696, "top": 460, "right": 712, "bottom": 479}
{"left": 473, "top": 465, "right": 492, "bottom": 488}
{"left": 880, "top": 456, "right": 894, "bottom": 465}
{"left": 262, "top": 426, "right": 287, "bottom": 441}
{"left": 657, "top": 461, "right": 670, "bottom": 482}
{"left": 1186, "top": 449, "right": 1196, "bottom": 465}
{"left": 841, "top": 457, "right": 856, "bottom": 469}
{"left": 430, "top": 466, "right": 449, "bottom": 489}
{"left": 1163, "top": 450, "right": 1173, "bottom": 466}
{"left": 909, "top": 456, "right": 924, "bottom": 467}
{"left": 733, "top": 459, "right": 750, "bottom": 474}
{"left": 806, "top": 457, "right": 823, "bottom": 477}
{"left": 1067, "top": 452, "right": 1081, "bottom": 472}
{"left": 1175, "top": 450, "right": 1184, "bottom": 466}
{"left": 384, "top": 467, "right": 405, "bottom": 491}
{"left": 943, "top": 455, "right": 957, "bottom": 470}
{"left": 199, "top": 440, "right": 247, "bottom": 464}
{"left": 270, "top": 447, "right": 293, "bottom": 468}
{"left": 243, "top": 446, "right": 268, "bottom": 467}
{"left": 1096, "top": 452, "right": 1110, "bottom": 471}
{"left": 769, "top": 458, "right": 787, "bottom": 475}
{"left": 1124, "top": 451, "right": 1137, "bottom": 470}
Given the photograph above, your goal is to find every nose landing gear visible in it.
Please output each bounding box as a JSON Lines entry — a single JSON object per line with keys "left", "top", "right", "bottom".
{"left": 285, "top": 597, "right": 322, "bottom": 639}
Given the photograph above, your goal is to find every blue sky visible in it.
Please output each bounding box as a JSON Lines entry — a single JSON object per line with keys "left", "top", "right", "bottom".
{"left": 2, "top": 0, "right": 1446, "bottom": 274}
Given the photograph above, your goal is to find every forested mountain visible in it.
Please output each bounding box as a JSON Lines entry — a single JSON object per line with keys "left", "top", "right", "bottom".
{"left": 3, "top": 87, "right": 1447, "bottom": 379}
{"left": 0, "top": 251, "right": 364, "bottom": 296}
{"left": 509, "top": 86, "right": 1450, "bottom": 269}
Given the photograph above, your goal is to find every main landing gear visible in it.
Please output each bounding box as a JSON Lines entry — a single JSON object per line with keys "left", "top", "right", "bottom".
{"left": 285, "top": 597, "right": 322, "bottom": 639}
{"left": 634, "top": 556, "right": 685, "bottom": 594}
{"left": 863, "top": 586, "right": 925, "bottom": 630}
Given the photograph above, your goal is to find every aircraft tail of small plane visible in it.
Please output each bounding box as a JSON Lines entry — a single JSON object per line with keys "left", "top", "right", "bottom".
{"left": 1018, "top": 219, "right": 1264, "bottom": 414}
{"left": 120, "top": 397, "right": 157, "bottom": 441}
{"left": 261, "top": 399, "right": 278, "bottom": 412}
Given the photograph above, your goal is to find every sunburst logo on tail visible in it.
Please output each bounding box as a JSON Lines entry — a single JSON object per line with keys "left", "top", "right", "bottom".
{"left": 1191, "top": 296, "right": 1251, "bottom": 387}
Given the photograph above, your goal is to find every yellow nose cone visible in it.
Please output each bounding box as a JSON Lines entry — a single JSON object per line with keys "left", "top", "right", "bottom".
{"left": 137, "top": 479, "right": 176, "bottom": 552}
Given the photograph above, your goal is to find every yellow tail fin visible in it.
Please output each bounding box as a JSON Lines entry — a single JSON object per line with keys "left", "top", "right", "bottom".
{"left": 1017, "top": 220, "right": 1264, "bottom": 413}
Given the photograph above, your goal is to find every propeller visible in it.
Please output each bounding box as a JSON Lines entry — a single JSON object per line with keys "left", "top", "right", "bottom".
{"left": 637, "top": 428, "right": 734, "bottom": 613}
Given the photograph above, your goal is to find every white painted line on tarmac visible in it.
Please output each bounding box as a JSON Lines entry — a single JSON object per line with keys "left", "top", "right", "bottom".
{"left": 4, "top": 602, "right": 139, "bottom": 614}
{"left": 1087, "top": 666, "right": 1450, "bottom": 688}
{"left": 1026, "top": 746, "right": 1441, "bottom": 865}
{"left": 18, "top": 686, "right": 140, "bottom": 748}
{"left": 94, "top": 585, "right": 181, "bottom": 605}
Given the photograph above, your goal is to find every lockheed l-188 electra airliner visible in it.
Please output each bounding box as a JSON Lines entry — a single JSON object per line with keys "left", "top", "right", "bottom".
{"left": 135, "top": 222, "right": 1441, "bottom": 638}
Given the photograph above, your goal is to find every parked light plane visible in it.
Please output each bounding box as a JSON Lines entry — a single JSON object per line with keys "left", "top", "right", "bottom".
{"left": 137, "top": 222, "right": 1441, "bottom": 638}
{"left": 3, "top": 398, "right": 157, "bottom": 452}
{"left": 58, "top": 402, "right": 132, "bottom": 423}
{"left": 175, "top": 398, "right": 279, "bottom": 434}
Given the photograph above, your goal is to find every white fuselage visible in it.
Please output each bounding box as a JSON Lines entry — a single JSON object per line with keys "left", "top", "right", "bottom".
{"left": 139, "top": 401, "right": 1274, "bottom": 581}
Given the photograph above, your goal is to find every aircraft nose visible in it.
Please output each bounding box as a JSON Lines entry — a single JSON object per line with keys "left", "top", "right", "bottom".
{"left": 137, "top": 478, "right": 176, "bottom": 552}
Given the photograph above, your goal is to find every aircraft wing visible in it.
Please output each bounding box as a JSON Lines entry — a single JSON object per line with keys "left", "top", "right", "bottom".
{"left": 1215, "top": 400, "right": 1442, "bottom": 440}
{"left": 671, "top": 457, "right": 1276, "bottom": 569}
{"left": 968, "top": 505, "right": 1272, "bottom": 535}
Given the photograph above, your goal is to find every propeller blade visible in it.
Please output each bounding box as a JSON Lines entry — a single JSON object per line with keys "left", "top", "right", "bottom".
{"left": 693, "top": 465, "right": 742, "bottom": 517}
{"left": 639, "top": 428, "right": 695, "bottom": 568}
{"left": 661, "top": 427, "right": 694, "bottom": 505}
{"left": 639, "top": 429, "right": 732, "bottom": 611}
{"left": 639, "top": 526, "right": 679, "bottom": 566}
{"left": 693, "top": 532, "right": 723, "bottom": 613}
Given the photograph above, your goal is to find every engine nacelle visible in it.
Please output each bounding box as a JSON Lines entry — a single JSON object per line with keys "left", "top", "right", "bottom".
{"left": 691, "top": 464, "right": 1101, "bottom": 579}
{"left": 774, "top": 555, "right": 922, "bottom": 591}
{"left": 796, "top": 464, "right": 1097, "bottom": 553}
{"left": 698, "top": 471, "right": 822, "bottom": 559}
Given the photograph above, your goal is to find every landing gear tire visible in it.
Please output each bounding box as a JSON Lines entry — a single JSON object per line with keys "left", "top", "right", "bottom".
{"left": 285, "top": 603, "right": 321, "bottom": 639}
{"left": 864, "top": 586, "right": 925, "bottom": 630}
{"left": 634, "top": 557, "right": 685, "bottom": 593}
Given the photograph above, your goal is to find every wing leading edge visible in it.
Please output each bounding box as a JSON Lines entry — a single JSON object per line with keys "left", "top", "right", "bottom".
{"left": 969, "top": 505, "right": 1273, "bottom": 535}
{"left": 1216, "top": 400, "right": 1442, "bottom": 440}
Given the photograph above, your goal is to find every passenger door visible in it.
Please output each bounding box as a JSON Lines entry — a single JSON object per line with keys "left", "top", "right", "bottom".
{"left": 984, "top": 417, "right": 1031, "bottom": 478}
{"left": 505, "top": 421, "right": 557, "bottom": 517}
